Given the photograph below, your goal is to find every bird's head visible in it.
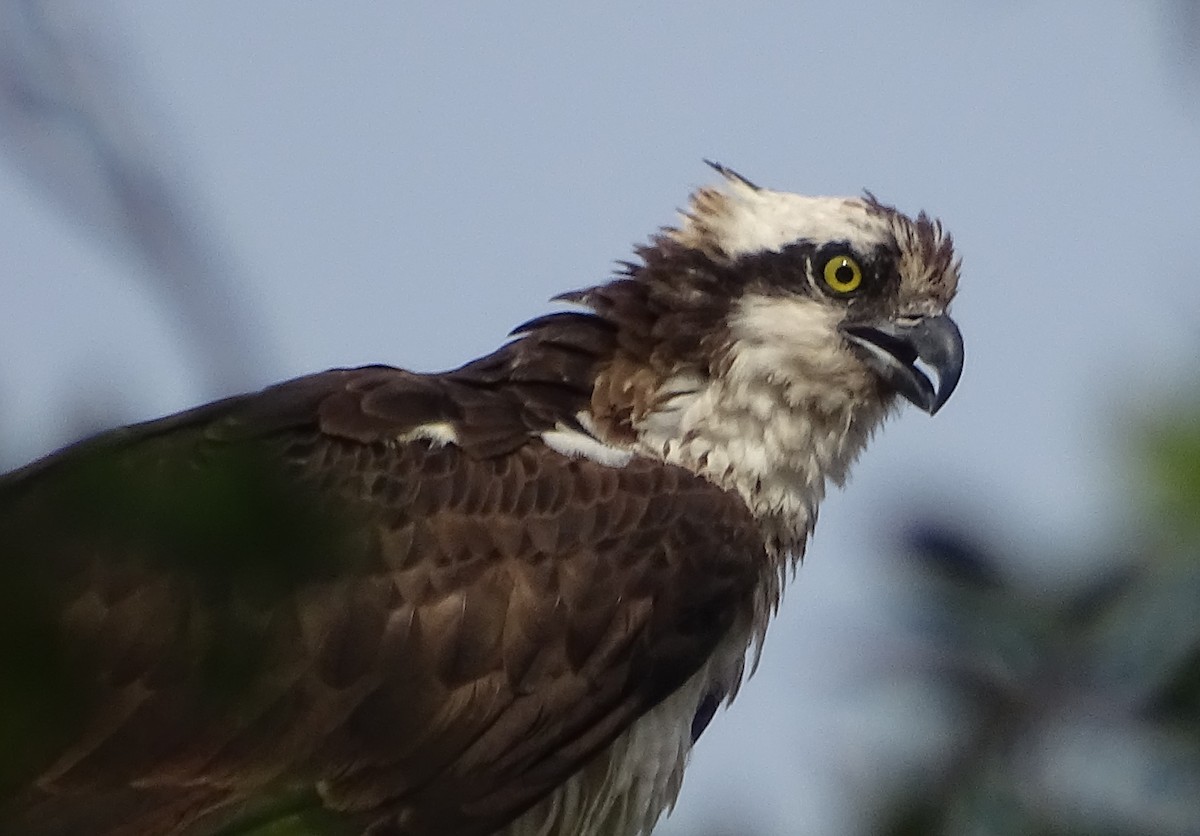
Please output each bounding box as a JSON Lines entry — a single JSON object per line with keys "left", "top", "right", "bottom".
{"left": 568, "top": 164, "right": 963, "bottom": 541}
{"left": 664, "top": 162, "right": 963, "bottom": 417}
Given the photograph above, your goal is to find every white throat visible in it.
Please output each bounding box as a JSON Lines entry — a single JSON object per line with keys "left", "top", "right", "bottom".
{"left": 632, "top": 294, "right": 890, "bottom": 553}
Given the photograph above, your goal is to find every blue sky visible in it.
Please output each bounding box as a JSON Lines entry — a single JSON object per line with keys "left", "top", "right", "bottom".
{"left": 0, "top": 3, "right": 1197, "bottom": 833}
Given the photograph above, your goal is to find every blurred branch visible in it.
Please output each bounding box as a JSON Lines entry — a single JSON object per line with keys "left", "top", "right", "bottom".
{"left": 1164, "top": 0, "right": 1200, "bottom": 101}
{"left": 0, "top": 0, "right": 272, "bottom": 394}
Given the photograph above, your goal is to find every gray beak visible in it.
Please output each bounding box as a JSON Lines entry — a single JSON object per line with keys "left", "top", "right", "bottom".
{"left": 840, "top": 313, "right": 964, "bottom": 415}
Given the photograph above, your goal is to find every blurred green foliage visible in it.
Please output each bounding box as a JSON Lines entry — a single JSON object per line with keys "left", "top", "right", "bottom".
{"left": 0, "top": 430, "right": 364, "bottom": 833}
{"left": 209, "top": 790, "right": 360, "bottom": 836}
{"left": 874, "top": 404, "right": 1200, "bottom": 836}
{"left": 1144, "top": 407, "right": 1200, "bottom": 536}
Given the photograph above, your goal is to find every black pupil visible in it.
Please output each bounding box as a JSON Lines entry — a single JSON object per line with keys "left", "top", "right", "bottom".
{"left": 835, "top": 262, "right": 855, "bottom": 284}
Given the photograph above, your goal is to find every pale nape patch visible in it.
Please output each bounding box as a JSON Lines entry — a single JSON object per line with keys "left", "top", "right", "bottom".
{"left": 541, "top": 413, "right": 634, "bottom": 468}
{"left": 670, "top": 177, "right": 892, "bottom": 260}
{"left": 541, "top": 425, "right": 633, "bottom": 468}
{"left": 395, "top": 421, "right": 459, "bottom": 446}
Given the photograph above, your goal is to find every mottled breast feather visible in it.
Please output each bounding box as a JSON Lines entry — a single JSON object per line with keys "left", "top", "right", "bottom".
{"left": 0, "top": 333, "right": 765, "bottom": 836}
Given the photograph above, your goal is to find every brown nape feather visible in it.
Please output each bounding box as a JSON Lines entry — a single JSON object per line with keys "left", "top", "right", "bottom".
{"left": 563, "top": 239, "right": 737, "bottom": 368}
{"left": 0, "top": 305, "right": 765, "bottom": 836}
{"left": 555, "top": 236, "right": 766, "bottom": 440}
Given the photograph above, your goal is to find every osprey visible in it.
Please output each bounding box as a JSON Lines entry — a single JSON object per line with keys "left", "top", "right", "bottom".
{"left": 0, "top": 165, "right": 962, "bottom": 836}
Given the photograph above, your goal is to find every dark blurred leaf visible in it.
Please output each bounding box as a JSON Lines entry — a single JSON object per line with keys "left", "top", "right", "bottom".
{"left": 878, "top": 800, "right": 942, "bottom": 836}
{"left": 1145, "top": 644, "right": 1200, "bottom": 735}
{"left": 905, "top": 523, "right": 1004, "bottom": 591}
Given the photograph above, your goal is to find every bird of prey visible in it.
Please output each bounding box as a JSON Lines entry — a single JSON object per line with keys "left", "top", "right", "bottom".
{"left": 0, "top": 165, "right": 962, "bottom": 836}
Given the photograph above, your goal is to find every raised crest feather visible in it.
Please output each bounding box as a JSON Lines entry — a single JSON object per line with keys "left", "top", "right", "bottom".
{"left": 702, "top": 159, "right": 760, "bottom": 190}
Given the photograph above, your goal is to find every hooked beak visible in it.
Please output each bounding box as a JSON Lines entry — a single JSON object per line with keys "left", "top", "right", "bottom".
{"left": 841, "top": 313, "right": 964, "bottom": 415}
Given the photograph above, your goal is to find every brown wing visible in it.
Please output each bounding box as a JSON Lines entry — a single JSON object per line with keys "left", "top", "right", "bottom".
{"left": 0, "top": 365, "right": 764, "bottom": 836}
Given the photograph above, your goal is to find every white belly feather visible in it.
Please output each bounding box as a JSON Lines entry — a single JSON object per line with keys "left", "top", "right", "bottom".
{"left": 505, "top": 632, "right": 749, "bottom": 836}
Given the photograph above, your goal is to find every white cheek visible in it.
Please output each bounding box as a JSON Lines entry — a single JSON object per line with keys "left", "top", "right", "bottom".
{"left": 727, "top": 294, "right": 864, "bottom": 394}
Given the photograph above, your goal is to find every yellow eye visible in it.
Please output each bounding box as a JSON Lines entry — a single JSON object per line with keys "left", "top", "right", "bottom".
{"left": 822, "top": 254, "right": 863, "bottom": 294}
